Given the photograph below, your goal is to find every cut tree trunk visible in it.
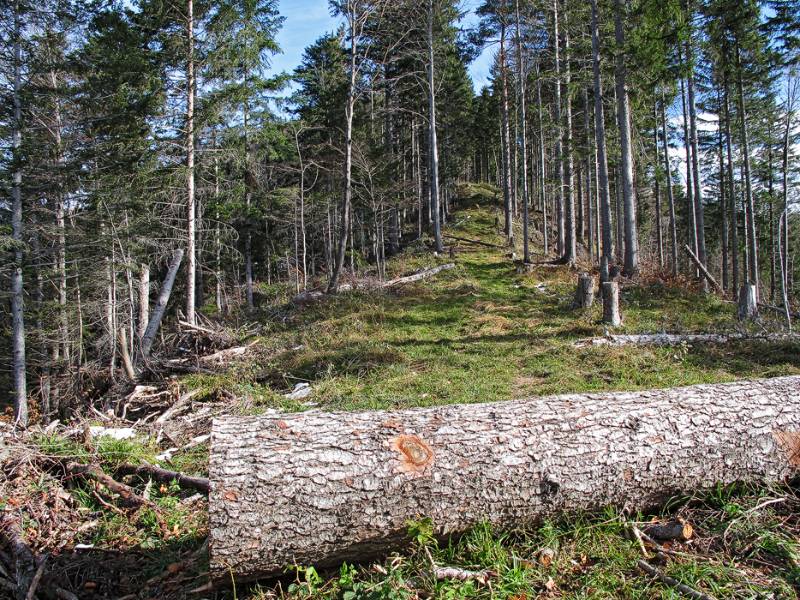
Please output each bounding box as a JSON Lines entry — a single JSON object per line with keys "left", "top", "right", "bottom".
{"left": 602, "top": 281, "right": 621, "bottom": 327}
{"left": 573, "top": 273, "right": 595, "bottom": 309}
{"left": 574, "top": 332, "right": 800, "bottom": 348}
{"left": 738, "top": 284, "right": 758, "bottom": 321}
{"left": 208, "top": 375, "right": 800, "bottom": 584}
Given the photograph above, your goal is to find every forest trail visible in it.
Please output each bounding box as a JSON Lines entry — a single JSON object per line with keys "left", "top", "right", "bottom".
{"left": 216, "top": 182, "right": 800, "bottom": 416}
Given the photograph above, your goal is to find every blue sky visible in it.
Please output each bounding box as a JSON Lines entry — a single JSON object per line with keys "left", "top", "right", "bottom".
{"left": 272, "top": 0, "right": 494, "bottom": 91}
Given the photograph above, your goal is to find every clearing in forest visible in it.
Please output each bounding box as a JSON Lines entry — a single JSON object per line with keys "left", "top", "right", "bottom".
{"left": 5, "top": 184, "right": 800, "bottom": 599}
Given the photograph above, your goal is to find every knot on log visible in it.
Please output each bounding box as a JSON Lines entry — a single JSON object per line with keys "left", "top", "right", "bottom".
{"left": 392, "top": 434, "right": 434, "bottom": 472}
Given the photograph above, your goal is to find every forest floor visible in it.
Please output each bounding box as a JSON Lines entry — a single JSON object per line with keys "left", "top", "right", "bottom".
{"left": 4, "top": 182, "right": 800, "bottom": 599}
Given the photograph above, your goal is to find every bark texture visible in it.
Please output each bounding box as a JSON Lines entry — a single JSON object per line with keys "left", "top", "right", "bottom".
{"left": 208, "top": 376, "right": 800, "bottom": 583}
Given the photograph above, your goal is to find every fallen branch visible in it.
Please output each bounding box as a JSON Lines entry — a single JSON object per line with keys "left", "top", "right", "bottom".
{"left": 156, "top": 389, "right": 201, "bottom": 425}
{"left": 24, "top": 558, "right": 46, "bottom": 600}
{"left": 637, "top": 560, "right": 715, "bottom": 600}
{"left": 63, "top": 462, "right": 151, "bottom": 510}
{"left": 115, "top": 463, "right": 210, "bottom": 494}
{"left": 208, "top": 375, "right": 800, "bottom": 583}
{"left": 443, "top": 234, "right": 504, "bottom": 249}
{"left": 684, "top": 245, "right": 723, "bottom": 294}
{"left": 574, "top": 332, "right": 800, "bottom": 348}
{"left": 139, "top": 248, "right": 183, "bottom": 360}
{"left": 383, "top": 263, "right": 456, "bottom": 288}
{"left": 432, "top": 566, "right": 495, "bottom": 584}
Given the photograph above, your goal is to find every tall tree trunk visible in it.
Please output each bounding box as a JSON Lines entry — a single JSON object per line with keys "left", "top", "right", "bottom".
{"left": 515, "top": 0, "right": 531, "bottom": 263}
{"left": 768, "top": 123, "right": 776, "bottom": 303}
{"left": 427, "top": 0, "right": 444, "bottom": 253}
{"left": 685, "top": 29, "right": 708, "bottom": 291}
{"left": 653, "top": 102, "right": 664, "bottom": 269}
{"left": 213, "top": 130, "right": 223, "bottom": 312}
{"left": 536, "top": 70, "right": 549, "bottom": 255}
{"left": 736, "top": 42, "right": 759, "bottom": 294}
{"left": 552, "top": 0, "right": 564, "bottom": 256}
{"left": 328, "top": 3, "right": 358, "bottom": 292}
{"left": 680, "top": 76, "right": 698, "bottom": 278}
{"left": 584, "top": 88, "right": 595, "bottom": 265}
{"left": 614, "top": 0, "right": 638, "bottom": 276}
{"left": 661, "top": 97, "right": 678, "bottom": 277}
{"left": 717, "top": 91, "right": 729, "bottom": 291}
{"left": 724, "top": 76, "right": 739, "bottom": 294}
{"left": 499, "top": 22, "right": 514, "bottom": 246}
{"left": 781, "top": 79, "right": 796, "bottom": 310}
{"left": 562, "top": 20, "right": 576, "bottom": 265}
{"left": 590, "top": 0, "right": 613, "bottom": 265}
{"left": 49, "top": 70, "right": 69, "bottom": 365}
{"left": 185, "top": 0, "right": 197, "bottom": 324}
{"left": 11, "top": 0, "right": 27, "bottom": 425}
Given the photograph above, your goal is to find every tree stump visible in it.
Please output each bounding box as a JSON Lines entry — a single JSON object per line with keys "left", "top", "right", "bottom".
{"left": 738, "top": 284, "right": 758, "bottom": 321}
{"left": 573, "top": 273, "right": 595, "bottom": 309}
{"left": 602, "top": 281, "right": 621, "bottom": 327}
{"left": 208, "top": 376, "right": 800, "bottom": 583}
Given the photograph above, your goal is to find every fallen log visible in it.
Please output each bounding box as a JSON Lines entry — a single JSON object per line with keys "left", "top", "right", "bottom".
{"left": 684, "top": 245, "right": 723, "bottom": 294}
{"left": 383, "top": 263, "right": 455, "bottom": 287}
{"left": 115, "top": 463, "right": 210, "bottom": 494}
{"left": 292, "top": 264, "right": 456, "bottom": 303}
{"left": 208, "top": 375, "right": 800, "bottom": 583}
{"left": 573, "top": 332, "right": 800, "bottom": 348}
{"left": 443, "top": 234, "right": 504, "bottom": 249}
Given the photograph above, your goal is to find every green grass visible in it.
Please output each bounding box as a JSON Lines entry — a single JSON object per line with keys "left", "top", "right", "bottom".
{"left": 215, "top": 183, "right": 800, "bottom": 413}
{"left": 212, "top": 183, "right": 800, "bottom": 598}
{"left": 270, "top": 490, "right": 800, "bottom": 600}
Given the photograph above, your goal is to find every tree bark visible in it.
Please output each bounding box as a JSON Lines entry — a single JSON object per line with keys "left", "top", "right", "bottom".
{"left": 208, "top": 376, "right": 800, "bottom": 583}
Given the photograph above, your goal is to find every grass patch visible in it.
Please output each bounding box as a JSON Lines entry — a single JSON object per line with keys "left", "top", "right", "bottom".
{"left": 225, "top": 195, "right": 800, "bottom": 413}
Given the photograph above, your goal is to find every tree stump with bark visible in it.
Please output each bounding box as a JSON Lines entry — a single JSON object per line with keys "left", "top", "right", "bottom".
{"left": 738, "top": 284, "right": 758, "bottom": 321}
{"left": 573, "top": 273, "right": 595, "bottom": 309}
{"left": 602, "top": 281, "right": 621, "bottom": 327}
{"left": 208, "top": 376, "right": 800, "bottom": 584}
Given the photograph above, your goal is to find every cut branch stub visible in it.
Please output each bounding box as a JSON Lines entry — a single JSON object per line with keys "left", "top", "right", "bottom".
{"left": 208, "top": 376, "right": 800, "bottom": 584}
